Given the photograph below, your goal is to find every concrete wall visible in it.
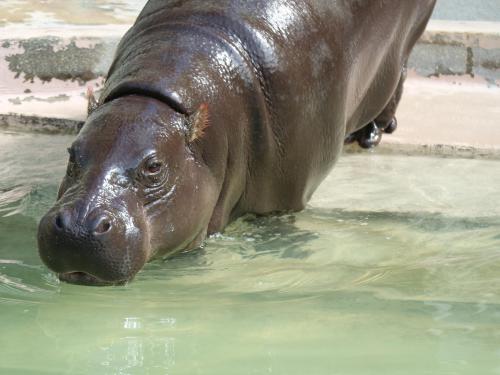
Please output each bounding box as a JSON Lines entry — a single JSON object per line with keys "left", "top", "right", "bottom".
{"left": 432, "top": 0, "right": 500, "bottom": 22}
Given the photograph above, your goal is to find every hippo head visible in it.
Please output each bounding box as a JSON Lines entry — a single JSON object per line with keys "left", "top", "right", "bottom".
{"left": 38, "top": 96, "right": 217, "bottom": 285}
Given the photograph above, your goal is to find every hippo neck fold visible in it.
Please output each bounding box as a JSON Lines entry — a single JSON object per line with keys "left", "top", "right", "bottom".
{"left": 102, "top": 82, "right": 189, "bottom": 116}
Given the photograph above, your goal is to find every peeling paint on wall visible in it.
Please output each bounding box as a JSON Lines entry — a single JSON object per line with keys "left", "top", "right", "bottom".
{"left": 4, "top": 38, "right": 118, "bottom": 84}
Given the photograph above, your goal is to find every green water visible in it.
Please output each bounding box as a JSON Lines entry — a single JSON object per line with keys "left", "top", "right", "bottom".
{"left": 1, "top": 129, "right": 500, "bottom": 375}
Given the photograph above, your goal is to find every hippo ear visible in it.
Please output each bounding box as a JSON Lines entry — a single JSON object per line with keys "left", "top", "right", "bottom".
{"left": 86, "top": 86, "right": 99, "bottom": 115}
{"left": 187, "top": 103, "right": 210, "bottom": 143}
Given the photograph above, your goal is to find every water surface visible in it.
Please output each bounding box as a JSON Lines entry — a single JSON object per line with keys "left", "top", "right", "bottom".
{"left": 1, "top": 129, "right": 500, "bottom": 374}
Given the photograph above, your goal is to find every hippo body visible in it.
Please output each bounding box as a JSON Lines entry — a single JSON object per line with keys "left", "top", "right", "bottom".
{"left": 38, "top": 0, "right": 436, "bottom": 285}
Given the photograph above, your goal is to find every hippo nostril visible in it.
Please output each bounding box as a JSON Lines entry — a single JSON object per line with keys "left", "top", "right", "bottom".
{"left": 54, "top": 215, "right": 63, "bottom": 230}
{"left": 100, "top": 221, "right": 111, "bottom": 233}
{"left": 54, "top": 210, "right": 71, "bottom": 231}
{"left": 92, "top": 215, "right": 113, "bottom": 235}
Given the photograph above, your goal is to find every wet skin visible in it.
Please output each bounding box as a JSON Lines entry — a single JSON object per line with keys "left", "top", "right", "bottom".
{"left": 38, "top": 0, "right": 437, "bottom": 285}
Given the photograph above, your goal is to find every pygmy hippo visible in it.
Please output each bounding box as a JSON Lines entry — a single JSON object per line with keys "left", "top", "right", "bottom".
{"left": 38, "top": 0, "right": 436, "bottom": 285}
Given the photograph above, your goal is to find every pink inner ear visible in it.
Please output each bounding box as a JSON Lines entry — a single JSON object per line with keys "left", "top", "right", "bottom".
{"left": 87, "top": 86, "right": 98, "bottom": 114}
{"left": 190, "top": 103, "right": 210, "bottom": 142}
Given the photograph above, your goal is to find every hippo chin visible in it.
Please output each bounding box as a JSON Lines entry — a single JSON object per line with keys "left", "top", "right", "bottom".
{"left": 38, "top": 0, "right": 436, "bottom": 285}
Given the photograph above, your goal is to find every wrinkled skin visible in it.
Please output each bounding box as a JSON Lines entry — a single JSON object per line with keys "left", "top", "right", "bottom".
{"left": 38, "top": 0, "right": 436, "bottom": 285}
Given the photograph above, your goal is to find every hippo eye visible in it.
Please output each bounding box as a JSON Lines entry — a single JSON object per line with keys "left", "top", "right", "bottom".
{"left": 147, "top": 160, "right": 162, "bottom": 174}
{"left": 139, "top": 156, "right": 167, "bottom": 186}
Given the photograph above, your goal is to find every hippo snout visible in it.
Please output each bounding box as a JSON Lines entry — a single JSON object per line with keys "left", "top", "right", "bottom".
{"left": 38, "top": 205, "right": 149, "bottom": 286}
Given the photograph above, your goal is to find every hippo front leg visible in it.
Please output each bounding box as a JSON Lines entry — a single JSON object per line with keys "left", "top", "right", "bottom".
{"left": 345, "top": 64, "right": 407, "bottom": 149}
{"left": 344, "top": 121, "right": 381, "bottom": 149}
{"left": 374, "top": 64, "right": 407, "bottom": 135}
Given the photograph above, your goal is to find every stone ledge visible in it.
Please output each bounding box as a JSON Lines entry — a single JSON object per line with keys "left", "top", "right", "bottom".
{"left": 0, "top": 20, "right": 498, "bottom": 91}
{"left": 423, "top": 20, "right": 500, "bottom": 47}
{"left": 0, "top": 113, "right": 82, "bottom": 134}
{"left": 0, "top": 21, "right": 499, "bottom": 159}
{"left": 344, "top": 143, "right": 500, "bottom": 161}
{"left": 408, "top": 21, "right": 500, "bottom": 85}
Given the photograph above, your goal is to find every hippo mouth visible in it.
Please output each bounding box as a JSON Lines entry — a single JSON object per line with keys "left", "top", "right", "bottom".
{"left": 58, "top": 271, "right": 127, "bottom": 286}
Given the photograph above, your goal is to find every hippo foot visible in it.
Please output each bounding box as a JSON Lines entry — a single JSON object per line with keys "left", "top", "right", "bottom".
{"left": 344, "top": 117, "right": 397, "bottom": 149}
{"left": 344, "top": 122, "right": 382, "bottom": 148}
{"left": 380, "top": 117, "right": 398, "bottom": 134}
{"left": 344, "top": 132, "right": 358, "bottom": 145}
{"left": 357, "top": 121, "right": 382, "bottom": 149}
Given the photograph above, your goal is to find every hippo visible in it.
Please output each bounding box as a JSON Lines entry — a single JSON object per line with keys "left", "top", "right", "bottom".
{"left": 38, "top": 0, "right": 436, "bottom": 285}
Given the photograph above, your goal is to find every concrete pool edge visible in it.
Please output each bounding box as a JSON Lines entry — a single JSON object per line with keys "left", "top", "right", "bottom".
{"left": 0, "top": 113, "right": 81, "bottom": 134}
{"left": 344, "top": 142, "right": 500, "bottom": 161}
{"left": 3, "top": 106, "right": 500, "bottom": 161}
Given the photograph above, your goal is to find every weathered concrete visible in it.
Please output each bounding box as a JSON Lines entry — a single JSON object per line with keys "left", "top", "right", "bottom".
{"left": 433, "top": 0, "right": 500, "bottom": 22}
{"left": 0, "top": 21, "right": 498, "bottom": 97}
{"left": 0, "top": 113, "right": 81, "bottom": 133}
{"left": 3, "top": 74, "right": 499, "bottom": 158}
{"left": 1, "top": 0, "right": 498, "bottom": 26}
{"left": 408, "top": 21, "right": 500, "bottom": 85}
{"left": 0, "top": 20, "right": 499, "bottom": 158}
{"left": 4, "top": 38, "right": 115, "bottom": 83}
{"left": 365, "top": 74, "right": 500, "bottom": 159}
{"left": 0, "top": 1, "right": 145, "bottom": 27}
{"left": 0, "top": 86, "right": 91, "bottom": 124}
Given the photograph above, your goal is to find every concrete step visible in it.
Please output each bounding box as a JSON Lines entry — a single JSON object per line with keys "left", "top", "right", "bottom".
{"left": 0, "top": 20, "right": 499, "bottom": 156}
{"left": 410, "top": 21, "right": 500, "bottom": 85}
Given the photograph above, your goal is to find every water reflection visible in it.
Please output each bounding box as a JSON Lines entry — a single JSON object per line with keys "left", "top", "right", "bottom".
{"left": 124, "top": 317, "right": 142, "bottom": 330}
{"left": 99, "top": 330, "right": 176, "bottom": 375}
{"left": 106, "top": 317, "right": 175, "bottom": 374}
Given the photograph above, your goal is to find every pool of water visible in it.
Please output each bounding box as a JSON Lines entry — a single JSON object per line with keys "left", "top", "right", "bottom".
{"left": 1, "top": 128, "right": 500, "bottom": 374}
